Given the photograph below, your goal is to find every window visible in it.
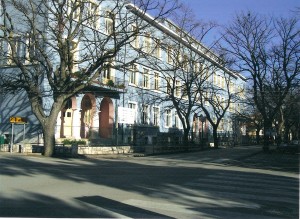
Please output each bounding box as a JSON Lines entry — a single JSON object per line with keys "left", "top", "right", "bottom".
{"left": 230, "top": 81, "right": 235, "bottom": 93}
{"left": 143, "top": 33, "right": 151, "bottom": 53}
{"left": 128, "top": 102, "right": 137, "bottom": 123}
{"left": 175, "top": 111, "right": 181, "bottom": 128}
{"left": 129, "top": 64, "right": 138, "bottom": 85}
{"left": 105, "top": 11, "right": 114, "bottom": 35}
{"left": 221, "top": 77, "right": 225, "bottom": 89}
{"left": 131, "top": 25, "right": 139, "bottom": 48}
{"left": 153, "top": 107, "right": 160, "bottom": 126}
{"left": 153, "top": 39, "right": 161, "bottom": 58}
{"left": 86, "top": 1, "right": 100, "bottom": 29}
{"left": 167, "top": 46, "right": 173, "bottom": 64}
{"left": 154, "top": 72, "right": 159, "bottom": 90}
{"left": 25, "top": 34, "right": 38, "bottom": 64}
{"left": 175, "top": 80, "right": 181, "bottom": 97}
{"left": 71, "top": 39, "right": 79, "bottom": 72}
{"left": 166, "top": 77, "right": 172, "bottom": 94}
{"left": 6, "top": 37, "right": 26, "bottom": 65}
{"left": 143, "top": 68, "right": 149, "bottom": 88}
{"left": 141, "top": 105, "right": 149, "bottom": 124}
{"left": 165, "top": 109, "right": 172, "bottom": 127}
{"left": 204, "top": 92, "right": 209, "bottom": 106}
{"left": 182, "top": 55, "right": 189, "bottom": 71}
{"left": 103, "top": 63, "right": 112, "bottom": 79}
{"left": 192, "top": 61, "right": 199, "bottom": 73}
{"left": 62, "top": 38, "right": 79, "bottom": 72}
{"left": 67, "top": 0, "right": 81, "bottom": 20}
{"left": 182, "top": 85, "right": 188, "bottom": 99}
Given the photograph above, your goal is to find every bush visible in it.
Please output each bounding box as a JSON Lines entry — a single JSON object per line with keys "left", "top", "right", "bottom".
{"left": 106, "top": 79, "right": 114, "bottom": 87}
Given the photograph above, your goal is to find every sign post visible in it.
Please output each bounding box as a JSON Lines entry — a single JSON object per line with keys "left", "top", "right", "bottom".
{"left": 9, "top": 117, "right": 27, "bottom": 153}
{"left": 10, "top": 123, "right": 14, "bottom": 153}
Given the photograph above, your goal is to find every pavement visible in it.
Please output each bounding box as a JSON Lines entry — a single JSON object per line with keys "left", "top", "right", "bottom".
{"left": 0, "top": 145, "right": 299, "bottom": 218}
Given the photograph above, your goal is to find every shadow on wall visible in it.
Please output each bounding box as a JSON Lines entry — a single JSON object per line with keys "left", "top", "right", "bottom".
{"left": 0, "top": 91, "right": 41, "bottom": 144}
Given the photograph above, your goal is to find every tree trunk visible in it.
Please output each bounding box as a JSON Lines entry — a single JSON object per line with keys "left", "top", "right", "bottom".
{"left": 35, "top": 114, "right": 61, "bottom": 157}
{"left": 29, "top": 96, "right": 63, "bottom": 157}
{"left": 183, "top": 128, "right": 190, "bottom": 148}
{"left": 42, "top": 119, "right": 57, "bottom": 157}
{"left": 263, "top": 120, "right": 273, "bottom": 152}
{"left": 213, "top": 127, "right": 219, "bottom": 149}
{"left": 284, "top": 125, "right": 290, "bottom": 143}
{"left": 256, "top": 128, "right": 260, "bottom": 144}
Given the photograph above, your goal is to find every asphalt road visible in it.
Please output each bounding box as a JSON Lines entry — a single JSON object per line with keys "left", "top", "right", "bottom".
{"left": 0, "top": 146, "right": 299, "bottom": 218}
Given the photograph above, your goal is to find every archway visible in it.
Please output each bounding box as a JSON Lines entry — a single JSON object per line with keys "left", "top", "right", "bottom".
{"left": 99, "top": 97, "right": 114, "bottom": 138}
{"left": 60, "top": 97, "right": 77, "bottom": 138}
{"left": 80, "top": 94, "right": 96, "bottom": 138}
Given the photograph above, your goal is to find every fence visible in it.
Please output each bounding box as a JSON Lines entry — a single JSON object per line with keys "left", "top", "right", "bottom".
{"left": 1, "top": 123, "right": 258, "bottom": 155}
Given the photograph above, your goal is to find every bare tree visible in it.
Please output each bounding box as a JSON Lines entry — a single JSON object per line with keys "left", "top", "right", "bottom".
{"left": 142, "top": 5, "right": 217, "bottom": 146}
{"left": 196, "top": 66, "right": 243, "bottom": 148}
{"left": 0, "top": 0, "right": 178, "bottom": 156}
{"left": 220, "top": 12, "right": 300, "bottom": 151}
{"left": 233, "top": 87, "right": 263, "bottom": 144}
{"left": 277, "top": 87, "right": 300, "bottom": 142}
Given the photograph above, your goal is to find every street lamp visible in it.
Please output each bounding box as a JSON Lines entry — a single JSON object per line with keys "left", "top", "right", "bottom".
{"left": 199, "top": 114, "right": 206, "bottom": 147}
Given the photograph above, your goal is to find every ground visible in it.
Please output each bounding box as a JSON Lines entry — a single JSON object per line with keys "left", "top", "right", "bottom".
{"left": 0, "top": 145, "right": 299, "bottom": 218}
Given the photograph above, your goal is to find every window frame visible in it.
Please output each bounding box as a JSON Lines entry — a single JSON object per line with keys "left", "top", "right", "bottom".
{"left": 129, "top": 64, "right": 138, "bottom": 85}
{"left": 153, "top": 106, "right": 160, "bottom": 126}
{"left": 154, "top": 72, "right": 160, "bottom": 91}
{"left": 142, "top": 68, "right": 150, "bottom": 89}
{"left": 165, "top": 109, "right": 172, "bottom": 128}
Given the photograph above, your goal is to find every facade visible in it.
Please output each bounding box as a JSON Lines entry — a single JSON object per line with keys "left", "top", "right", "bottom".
{"left": 0, "top": 0, "right": 246, "bottom": 152}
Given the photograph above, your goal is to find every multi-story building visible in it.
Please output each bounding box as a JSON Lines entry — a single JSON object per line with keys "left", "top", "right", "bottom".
{"left": 0, "top": 0, "right": 246, "bottom": 153}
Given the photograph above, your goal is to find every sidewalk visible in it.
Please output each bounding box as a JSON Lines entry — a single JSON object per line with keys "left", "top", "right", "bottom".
{"left": 144, "top": 145, "right": 264, "bottom": 164}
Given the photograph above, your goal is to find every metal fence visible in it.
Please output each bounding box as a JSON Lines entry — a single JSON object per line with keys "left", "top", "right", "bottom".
{"left": 1, "top": 122, "right": 258, "bottom": 155}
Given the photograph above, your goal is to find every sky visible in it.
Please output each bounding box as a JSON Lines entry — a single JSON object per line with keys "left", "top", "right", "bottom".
{"left": 181, "top": 0, "right": 299, "bottom": 44}
{"left": 184, "top": 0, "right": 299, "bottom": 24}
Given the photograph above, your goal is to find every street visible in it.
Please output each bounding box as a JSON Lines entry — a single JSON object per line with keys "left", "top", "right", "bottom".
{"left": 0, "top": 146, "right": 299, "bottom": 218}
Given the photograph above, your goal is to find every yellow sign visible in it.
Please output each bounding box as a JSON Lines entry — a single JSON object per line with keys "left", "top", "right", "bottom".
{"left": 10, "top": 117, "right": 27, "bottom": 124}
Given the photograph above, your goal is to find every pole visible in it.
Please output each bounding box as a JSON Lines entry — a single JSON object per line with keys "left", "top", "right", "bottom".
{"left": 201, "top": 121, "right": 204, "bottom": 144}
{"left": 10, "top": 123, "right": 14, "bottom": 153}
{"left": 116, "top": 103, "right": 118, "bottom": 146}
{"left": 22, "top": 123, "right": 26, "bottom": 153}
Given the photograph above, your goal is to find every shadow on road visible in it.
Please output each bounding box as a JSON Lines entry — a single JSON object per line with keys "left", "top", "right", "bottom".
{"left": 77, "top": 196, "right": 173, "bottom": 218}
{"left": 0, "top": 152, "right": 299, "bottom": 218}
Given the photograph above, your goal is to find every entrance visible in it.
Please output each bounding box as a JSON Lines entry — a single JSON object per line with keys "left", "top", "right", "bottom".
{"left": 99, "top": 97, "right": 114, "bottom": 138}
{"left": 80, "top": 94, "right": 96, "bottom": 138}
{"left": 60, "top": 98, "right": 76, "bottom": 138}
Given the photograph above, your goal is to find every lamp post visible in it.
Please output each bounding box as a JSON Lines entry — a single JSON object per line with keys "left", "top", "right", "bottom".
{"left": 199, "top": 114, "right": 206, "bottom": 148}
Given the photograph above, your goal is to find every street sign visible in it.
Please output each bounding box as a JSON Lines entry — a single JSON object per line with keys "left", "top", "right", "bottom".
{"left": 10, "top": 117, "right": 27, "bottom": 124}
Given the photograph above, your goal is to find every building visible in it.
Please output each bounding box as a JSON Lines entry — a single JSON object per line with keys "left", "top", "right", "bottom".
{"left": 0, "top": 0, "right": 246, "bottom": 154}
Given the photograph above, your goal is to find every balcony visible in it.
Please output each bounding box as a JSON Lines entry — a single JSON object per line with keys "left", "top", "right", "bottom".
{"left": 84, "top": 75, "right": 129, "bottom": 97}
{"left": 98, "top": 75, "right": 127, "bottom": 90}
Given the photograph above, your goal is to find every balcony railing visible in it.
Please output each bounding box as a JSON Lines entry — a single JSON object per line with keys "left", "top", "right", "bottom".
{"left": 97, "top": 75, "right": 128, "bottom": 90}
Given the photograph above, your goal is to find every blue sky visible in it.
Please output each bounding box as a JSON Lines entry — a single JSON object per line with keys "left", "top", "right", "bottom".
{"left": 184, "top": 0, "right": 299, "bottom": 24}
{"left": 180, "top": 0, "right": 299, "bottom": 44}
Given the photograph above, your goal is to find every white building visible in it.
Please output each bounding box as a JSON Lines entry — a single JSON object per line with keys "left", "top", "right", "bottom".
{"left": 0, "top": 0, "right": 246, "bottom": 153}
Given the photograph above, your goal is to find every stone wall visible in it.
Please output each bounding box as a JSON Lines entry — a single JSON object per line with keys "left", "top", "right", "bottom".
{"left": 0, "top": 143, "right": 133, "bottom": 156}
{"left": 77, "top": 146, "right": 132, "bottom": 155}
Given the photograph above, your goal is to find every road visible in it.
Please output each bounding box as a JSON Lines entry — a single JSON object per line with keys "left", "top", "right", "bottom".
{"left": 0, "top": 146, "right": 299, "bottom": 218}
